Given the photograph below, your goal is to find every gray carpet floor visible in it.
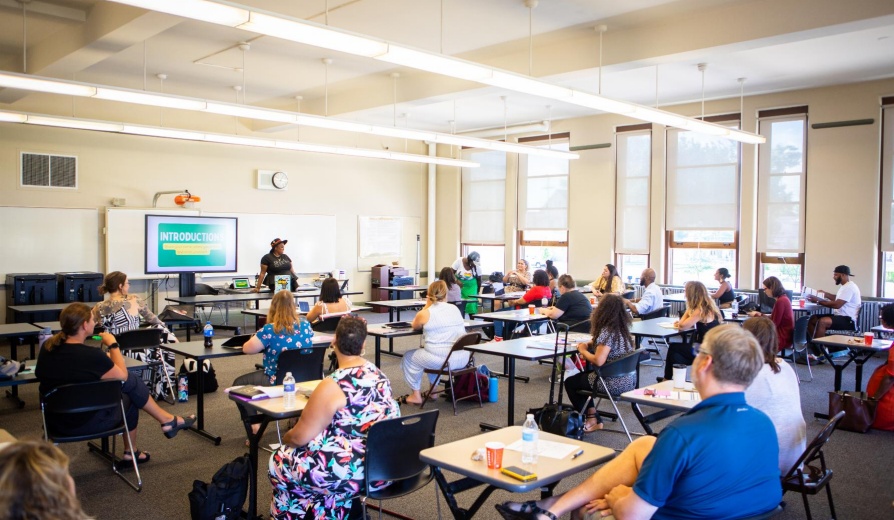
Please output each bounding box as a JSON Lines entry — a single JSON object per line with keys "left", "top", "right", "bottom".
{"left": 2, "top": 309, "right": 893, "bottom": 519}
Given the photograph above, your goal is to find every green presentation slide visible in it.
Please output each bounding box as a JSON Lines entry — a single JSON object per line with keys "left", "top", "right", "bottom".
{"left": 157, "top": 223, "right": 228, "bottom": 267}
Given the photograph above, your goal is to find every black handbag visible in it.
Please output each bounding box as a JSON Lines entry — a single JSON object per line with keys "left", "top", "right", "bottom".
{"left": 527, "top": 323, "right": 584, "bottom": 440}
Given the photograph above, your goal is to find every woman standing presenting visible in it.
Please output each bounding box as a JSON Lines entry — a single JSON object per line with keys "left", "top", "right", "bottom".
{"left": 255, "top": 238, "right": 298, "bottom": 293}
{"left": 452, "top": 251, "right": 481, "bottom": 315}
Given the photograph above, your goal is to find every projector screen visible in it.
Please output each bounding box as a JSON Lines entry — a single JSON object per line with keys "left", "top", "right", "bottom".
{"left": 145, "top": 214, "right": 238, "bottom": 274}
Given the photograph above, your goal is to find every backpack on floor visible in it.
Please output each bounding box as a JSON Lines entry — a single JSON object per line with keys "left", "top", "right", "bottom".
{"left": 188, "top": 455, "right": 250, "bottom": 520}
{"left": 452, "top": 371, "right": 489, "bottom": 403}
{"left": 179, "top": 359, "right": 219, "bottom": 395}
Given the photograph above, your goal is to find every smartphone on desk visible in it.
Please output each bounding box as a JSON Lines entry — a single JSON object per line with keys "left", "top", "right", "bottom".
{"left": 501, "top": 465, "right": 537, "bottom": 482}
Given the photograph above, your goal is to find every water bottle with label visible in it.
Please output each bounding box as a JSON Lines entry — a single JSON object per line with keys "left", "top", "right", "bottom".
{"left": 283, "top": 372, "right": 296, "bottom": 410}
{"left": 521, "top": 413, "right": 539, "bottom": 464}
{"left": 203, "top": 321, "right": 214, "bottom": 348}
{"left": 178, "top": 374, "right": 189, "bottom": 402}
{"left": 731, "top": 299, "right": 739, "bottom": 318}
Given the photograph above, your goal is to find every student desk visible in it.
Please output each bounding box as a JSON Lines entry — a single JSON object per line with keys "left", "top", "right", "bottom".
{"left": 240, "top": 306, "right": 372, "bottom": 331}
{"left": 160, "top": 335, "right": 332, "bottom": 445}
{"left": 475, "top": 292, "right": 524, "bottom": 312}
{"left": 472, "top": 308, "right": 552, "bottom": 340}
{"left": 810, "top": 335, "right": 891, "bottom": 420}
{"left": 366, "top": 298, "right": 426, "bottom": 322}
{"left": 227, "top": 381, "right": 319, "bottom": 520}
{"left": 7, "top": 301, "right": 98, "bottom": 324}
{"left": 466, "top": 336, "right": 577, "bottom": 430}
{"left": 620, "top": 380, "right": 701, "bottom": 435}
{"left": 379, "top": 285, "right": 427, "bottom": 300}
{"left": 366, "top": 320, "right": 489, "bottom": 367}
{"left": 419, "top": 426, "right": 616, "bottom": 520}
{"left": 629, "top": 318, "right": 690, "bottom": 343}
{"left": 0, "top": 323, "right": 41, "bottom": 361}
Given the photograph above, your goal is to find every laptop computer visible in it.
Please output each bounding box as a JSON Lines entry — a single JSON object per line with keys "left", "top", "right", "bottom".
{"left": 232, "top": 277, "right": 252, "bottom": 290}
{"left": 221, "top": 334, "right": 253, "bottom": 348}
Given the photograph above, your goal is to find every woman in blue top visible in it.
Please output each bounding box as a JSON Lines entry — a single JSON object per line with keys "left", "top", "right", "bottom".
{"left": 234, "top": 290, "right": 314, "bottom": 387}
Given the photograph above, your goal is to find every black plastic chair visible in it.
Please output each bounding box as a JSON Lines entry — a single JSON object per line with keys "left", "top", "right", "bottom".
{"left": 781, "top": 411, "right": 845, "bottom": 520}
{"left": 638, "top": 305, "right": 671, "bottom": 366}
{"left": 421, "top": 332, "right": 482, "bottom": 414}
{"left": 116, "top": 328, "right": 176, "bottom": 404}
{"left": 311, "top": 313, "right": 346, "bottom": 333}
{"left": 576, "top": 348, "right": 644, "bottom": 443}
{"left": 194, "top": 283, "right": 225, "bottom": 324}
{"left": 363, "top": 410, "right": 440, "bottom": 519}
{"left": 791, "top": 315, "right": 813, "bottom": 382}
{"left": 273, "top": 347, "right": 328, "bottom": 385}
{"left": 41, "top": 380, "right": 142, "bottom": 492}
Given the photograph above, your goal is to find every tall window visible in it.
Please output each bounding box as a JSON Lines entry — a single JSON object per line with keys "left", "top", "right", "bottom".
{"left": 880, "top": 98, "right": 894, "bottom": 297}
{"left": 461, "top": 148, "right": 506, "bottom": 274}
{"left": 757, "top": 107, "right": 808, "bottom": 290}
{"left": 615, "top": 124, "right": 651, "bottom": 282}
{"left": 666, "top": 116, "right": 741, "bottom": 286}
{"left": 518, "top": 134, "right": 570, "bottom": 274}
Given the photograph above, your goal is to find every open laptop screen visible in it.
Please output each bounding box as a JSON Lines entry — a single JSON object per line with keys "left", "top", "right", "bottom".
{"left": 233, "top": 278, "right": 250, "bottom": 289}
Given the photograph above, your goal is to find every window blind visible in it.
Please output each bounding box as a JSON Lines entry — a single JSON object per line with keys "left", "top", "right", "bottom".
{"left": 461, "top": 149, "right": 506, "bottom": 244}
{"left": 756, "top": 114, "right": 807, "bottom": 253}
{"left": 666, "top": 127, "right": 740, "bottom": 230}
{"left": 615, "top": 130, "right": 651, "bottom": 254}
{"left": 881, "top": 105, "right": 894, "bottom": 251}
{"left": 517, "top": 139, "right": 569, "bottom": 230}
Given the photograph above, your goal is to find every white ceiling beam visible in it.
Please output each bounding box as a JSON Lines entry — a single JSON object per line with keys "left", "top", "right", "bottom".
{"left": 0, "top": 0, "right": 86, "bottom": 22}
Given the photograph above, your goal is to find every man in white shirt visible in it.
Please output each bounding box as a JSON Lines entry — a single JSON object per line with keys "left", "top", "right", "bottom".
{"left": 624, "top": 268, "right": 664, "bottom": 318}
{"left": 807, "top": 264, "right": 862, "bottom": 339}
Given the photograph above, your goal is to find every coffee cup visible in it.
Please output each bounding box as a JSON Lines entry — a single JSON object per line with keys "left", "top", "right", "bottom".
{"left": 864, "top": 332, "right": 874, "bottom": 346}
{"left": 485, "top": 441, "right": 505, "bottom": 469}
{"left": 672, "top": 364, "right": 687, "bottom": 388}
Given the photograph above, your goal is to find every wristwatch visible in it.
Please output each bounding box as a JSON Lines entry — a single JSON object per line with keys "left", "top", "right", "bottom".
{"left": 104, "top": 342, "right": 120, "bottom": 353}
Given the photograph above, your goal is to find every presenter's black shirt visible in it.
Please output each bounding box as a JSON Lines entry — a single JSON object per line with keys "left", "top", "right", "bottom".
{"left": 261, "top": 253, "right": 293, "bottom": 279}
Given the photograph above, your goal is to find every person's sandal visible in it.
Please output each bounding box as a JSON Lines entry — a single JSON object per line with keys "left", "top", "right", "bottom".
{"left": 162, "top": 415, "right": 196, "bottom": 439}
{"left": 116, "top": 450, "right": 150, "bottom": 470}
{"left": 495, "top": 501, "right": 558, "bottom": 520}
{"left": 582, "top": 413, "right": 603, "bottom": 434}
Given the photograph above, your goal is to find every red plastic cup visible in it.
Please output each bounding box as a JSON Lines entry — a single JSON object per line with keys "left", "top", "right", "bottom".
{"left": 485, "top": 441, "right": 505, "bottom": 469}
{"left": 864, "top": 332, "right": 874, "bottom": 346}
{"left": 528, "top": 304, "right": 535, "bottom": 315}
{"left": 799, "top": 299, "right": 806, "bottom": 308}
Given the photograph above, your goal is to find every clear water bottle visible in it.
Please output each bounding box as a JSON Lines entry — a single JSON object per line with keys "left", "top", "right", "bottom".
{"left": 521, "top": 413, "right": 539, "bottom": 464}
{"left": 541, "top": 297, "right": 549, "bottom": 308}
{"left": 731, "top": 299, "right": 739, "bottom": 317}
{"left": 203, "top": 321, "right": 214, "bottom": 348}
{"left": 283, "top": 372, "right": 296, "bottom": 410}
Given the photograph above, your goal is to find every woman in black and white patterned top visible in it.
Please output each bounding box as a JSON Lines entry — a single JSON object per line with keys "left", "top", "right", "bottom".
{"left": 563, "top": 294, "right": 635, "bottom": 433}
{"left": 92, "top": 271, "right": 172, "bottom": 338}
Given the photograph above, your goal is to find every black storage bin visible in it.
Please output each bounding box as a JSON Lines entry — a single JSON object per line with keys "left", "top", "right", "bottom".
{"left": 56, "top": 272, "right": 104, "bottom": 303}
{"left": 6, "top": 273, "right": 58, "bottom": 323}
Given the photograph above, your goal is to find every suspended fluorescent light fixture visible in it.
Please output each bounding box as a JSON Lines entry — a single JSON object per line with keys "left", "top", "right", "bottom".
{"left": 0, "top": 109, "right": 478, "bottom": 168}
{"left": 0, "top": 71, "right": 577, "bottom": 159}
{"left": 105, "top": 0, "right": 765, "bottom": 144}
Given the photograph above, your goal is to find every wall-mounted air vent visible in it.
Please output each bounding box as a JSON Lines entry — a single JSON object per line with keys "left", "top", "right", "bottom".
{"left": 21, "top": 152, "right": 78, "bottom": 189}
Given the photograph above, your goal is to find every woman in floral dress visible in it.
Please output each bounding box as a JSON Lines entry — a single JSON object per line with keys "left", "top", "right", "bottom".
{"left": 269, "top": 315, "right": 400, "bottom": 519}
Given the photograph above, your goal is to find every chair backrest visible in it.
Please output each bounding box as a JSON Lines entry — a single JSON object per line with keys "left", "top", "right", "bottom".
{"left": 639, "top": 305, "right": 670, "bottom": 321}
{"left": 596, "top": 348, "right": 644, "bottom": 381}
{"left": 792, "top": 315, "right": 811, "bottom": 345}
{"left": 116, "top": 328, "right": 164, "bottom": 350}
{"left": 782, "top": 411, "right": 844, "bottom": 480}
{"left": 195, "top": 283, "right": 219, "bottom": 296}
{"left": 273, "top": 347, "right": 327, "bottom": 384}
{"left": 42, "top": 380, "right": 125, "bottom": 440}
{"left": 567, "top": 319, "right": 591, "bottom": 334}
{"left": 446, "top": 332, "right": 482, "bottom": 359}
{"left": 311, "top": 313, "right": 345, "bottom": 333}
{"left": 365, "top": 410, "right": 439, "bottom": 486}
{"left": 621, "top": 290, "right": 635, "bottom": 300}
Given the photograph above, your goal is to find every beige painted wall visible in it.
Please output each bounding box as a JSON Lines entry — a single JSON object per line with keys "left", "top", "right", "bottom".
{"left": 434, "top": 77, "right": 894, "bottom": 296}
{"left": 0, "top": 121, "right": 431, "bottom": 321}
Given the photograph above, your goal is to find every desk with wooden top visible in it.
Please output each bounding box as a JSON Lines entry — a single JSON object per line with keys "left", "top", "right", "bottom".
{"left": 420, "top": 426, "right": 616, "bottom": 520}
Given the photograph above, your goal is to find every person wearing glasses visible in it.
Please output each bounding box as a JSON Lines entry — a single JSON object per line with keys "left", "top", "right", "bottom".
{"left": 495, "top": 325, "right": 781, "bottom": 520}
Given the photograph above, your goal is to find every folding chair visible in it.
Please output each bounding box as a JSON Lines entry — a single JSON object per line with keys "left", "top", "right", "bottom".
{"left": 791, "top": 315, "right": 813, "bottom": 382}
{"left": 575, "top": 348, "right": 645, "bottom": 443}
{"left": 117, "top": 328, "right": 176, "bottom": 404}
{"left": 362, "top": 410, "right": 440, "bottom": 520}
{"left": 41, "top": 380, "right": 142, "bottom": 492}
{"left": 781, "top": 411, "right": 845, "bottom": 520}
{"left": 421, "top": 332, "right": 482, "bottom": 414}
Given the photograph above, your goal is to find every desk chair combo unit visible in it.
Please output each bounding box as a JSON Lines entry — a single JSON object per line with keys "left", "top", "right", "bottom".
{"left": 41, "top": 380, "right": 143, "bottom": 492}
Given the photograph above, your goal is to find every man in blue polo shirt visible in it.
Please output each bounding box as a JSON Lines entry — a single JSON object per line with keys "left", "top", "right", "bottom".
{"left": 496, "top": 324, "right": 782, "bottom": 520}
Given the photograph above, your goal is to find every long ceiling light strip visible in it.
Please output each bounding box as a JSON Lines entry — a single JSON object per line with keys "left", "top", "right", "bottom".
{"left": 0, "top": 71, "right": 576, "bottom": 159}
{"left": 0, "top": 109, "right": 478, "bottom": 168}
{"left": 106, "top": 0, "right": 765, "bottom": 145}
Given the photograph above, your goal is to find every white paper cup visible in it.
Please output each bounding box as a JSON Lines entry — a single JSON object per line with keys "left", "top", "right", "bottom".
{"left": 672, "top": 364, "right": 687, "bottom": 388}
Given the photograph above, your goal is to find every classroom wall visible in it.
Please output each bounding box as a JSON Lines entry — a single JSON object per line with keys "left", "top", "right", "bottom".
{"left": 0, "top": 118, "right": 431, "bottom": 321}
{"left": 435, "top": 77, "right": 894, "bottom": 296}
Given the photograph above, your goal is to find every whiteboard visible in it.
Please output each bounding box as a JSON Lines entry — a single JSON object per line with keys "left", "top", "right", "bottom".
{"left": 357, "top": 216, "right": 420, "bottom": 272}
{"left": 0, "top": 206, "right": 100, "bottom": 279}
{"left": 105, "top": 208, "right": 336, "bottom": 279}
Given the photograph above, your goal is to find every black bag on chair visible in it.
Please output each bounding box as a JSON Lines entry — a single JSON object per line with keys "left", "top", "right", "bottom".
{"left": 529, "top": 403, "right": 584, "bottom": 439}
{"left": 188, "top": 455, "right": 250, "bottom": 520}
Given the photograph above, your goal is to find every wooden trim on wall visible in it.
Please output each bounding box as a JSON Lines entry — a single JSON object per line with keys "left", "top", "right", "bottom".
{"left": 518, "top": 132, "right": 570, "bottom": 143}
{"left": 616, "top": 123, "right": 652, "bottom": 133}
{"left": 758, "top": 106, "right": 809, "bottom": 118}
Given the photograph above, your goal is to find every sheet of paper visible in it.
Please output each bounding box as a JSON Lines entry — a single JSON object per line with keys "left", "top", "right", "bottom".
{"left": 505, "top": 439, "right": 580, "bottom": 459}
{"left": 657, "top": 322, "right": 677, "bottom": 329}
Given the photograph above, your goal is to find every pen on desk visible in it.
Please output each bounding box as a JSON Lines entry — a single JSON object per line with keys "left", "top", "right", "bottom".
{"left": 571, "top": 449, "right": 584, "bottom": 459}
